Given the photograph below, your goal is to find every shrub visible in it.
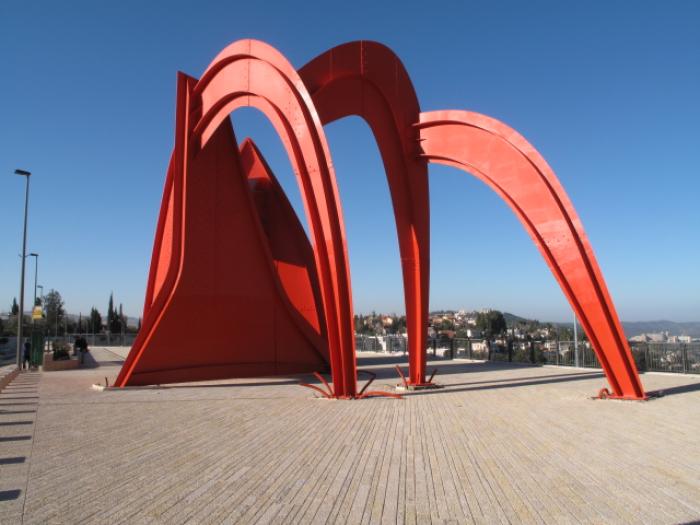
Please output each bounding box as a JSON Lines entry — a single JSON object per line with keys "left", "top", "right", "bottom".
{"left": 52, "top": 342, "right": 71, "bottom": 361}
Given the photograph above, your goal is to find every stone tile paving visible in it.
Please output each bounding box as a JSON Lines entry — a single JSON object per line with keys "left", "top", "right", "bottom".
{"left": 0, "top": 371, "right": 41, "bottom": 524}
{"left": 1, "top": 347, "right": 699, "bottom": 524}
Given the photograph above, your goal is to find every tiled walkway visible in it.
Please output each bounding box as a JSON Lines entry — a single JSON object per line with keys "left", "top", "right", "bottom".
{"left": 1, "top": 348, "right": 699, "bottom": 524}
{"left": 0, "top": 370, "right": 40, "bottom": 523}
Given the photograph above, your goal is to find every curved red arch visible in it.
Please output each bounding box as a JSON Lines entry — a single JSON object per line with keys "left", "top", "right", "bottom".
{"left": 299, "top": 41, "right": 431, "bottom": 385}
{"left": 417, "top": 110, "right": 645, "bottom": 399}
{"left": 191, "top": 40, "right": 355, "bottom": 396}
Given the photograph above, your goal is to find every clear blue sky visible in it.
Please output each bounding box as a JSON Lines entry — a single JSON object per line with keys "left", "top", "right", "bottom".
{"left": 1, "top": 1, "right": 698, "bottom": 322}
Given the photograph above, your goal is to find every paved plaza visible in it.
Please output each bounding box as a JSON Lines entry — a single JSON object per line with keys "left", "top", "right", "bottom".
{"left": 1, "top": 348, "right": 699, "bottom": 524}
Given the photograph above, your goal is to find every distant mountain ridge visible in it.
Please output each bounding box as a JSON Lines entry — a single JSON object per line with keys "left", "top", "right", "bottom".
{"left": 620, "top": 321, "right": 700, "bottom": 338}
{"left": 503, "top": 312, "right": 700, "bottom": 337}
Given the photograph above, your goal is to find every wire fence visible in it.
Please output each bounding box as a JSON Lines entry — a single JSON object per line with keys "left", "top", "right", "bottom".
{"left": 11, "top": 332, "right": 696, "bottom": 376}
{"left": 355, "top": 334, "right": 700, "bottom": 375}
{"left": 45, "top": 333, "right": 138, "bottom": 348}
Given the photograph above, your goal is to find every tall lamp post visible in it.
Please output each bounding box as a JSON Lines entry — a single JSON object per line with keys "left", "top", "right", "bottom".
{"left": 29, "top": 253, "right": 39, "bottom": 307}
{"left": 13, "top": 169, "right": 31, "bottom": 368}
{"left": 29, "top": 253, "right": 39, "bottom": 363}
{"left": 37, "top": 284, "right": 45, "bottom": 354}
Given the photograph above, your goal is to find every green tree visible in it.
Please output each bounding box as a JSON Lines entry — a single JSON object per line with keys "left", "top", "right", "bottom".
{"left": 476, "top": 310, "right": 507, "bottom": 338}
{"left": 11, "top": 297, "right": 19, "bottom": 316}
{"left": 4, "top": 313, "right": 17, "bottom": 336}
{"left": 438, "top": 319, "right": 455, "bottom": 331}
{"left": 90, "top": 307, "right": 103, "bottom": 333}
{"left": 394, "top": 315, "right": 407, "bottom": 334}
{"left": 107, "top": 292, "right": 115, "bottom": 331}
{"left": 354, "top": 315, "right": 363, "bottom": 333}
{"left": 107, "top": 293, "right": 124, "bottom": 333}
{"left": 45, "top": 289, "right": 65, "bottom": 335}
{"left": 558, "top": 326, "right": 574, "bottom": 341}
{"left": 118, "top": 303, "right": 127, "bottom": 333}
{"left": 66, "top": 317, "right": 78, "bottom": 334}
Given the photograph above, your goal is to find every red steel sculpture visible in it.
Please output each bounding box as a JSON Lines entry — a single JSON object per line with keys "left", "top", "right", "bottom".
{"left": 115, "top": 39, "right": 646, "bottom": 400}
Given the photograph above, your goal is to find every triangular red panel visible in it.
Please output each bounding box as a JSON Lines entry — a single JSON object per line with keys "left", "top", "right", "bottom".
{"left": 115, "top": 118, "right": 328, "bottom": 386}
{"left": 240, "top": 138, "right": 329, "bottom": 359}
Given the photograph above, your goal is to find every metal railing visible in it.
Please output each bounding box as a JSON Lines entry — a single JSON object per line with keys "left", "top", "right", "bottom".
{"left": 45, "top": 333, "right": 138, "bottom": 348}
{"left": 36, "top": 331, "right": 695, "bottom": 375}
{"left": 355, "top": 335, "right": 383, "bottom": 352}
{"left": 355, "top": 333, "right": 700, "bottom": 375}
{"left": 629, "top": 342, "right": 700, "bottom": 374}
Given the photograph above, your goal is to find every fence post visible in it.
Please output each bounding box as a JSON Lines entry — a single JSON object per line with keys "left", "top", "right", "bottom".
{"left": 507, "top": 338, "right": 513, "bottom": 362}
{"left": 644, "top": 343, "right": 649, "bottom": 372}
{"left": 467, "top": 337, "right": 472, "bottom": 359}
{"left": 529, "top": 340, "right": 535, "bottom": 364}
{"left": 450, "top": 338, "right": 455, "bottom": 360}
{"left": 556, "top": 340, "right": 560, "bottom": 366}
{"left": 432, "top": 339, "right": 437, "bottom": 356}
{"left": 682, "top": 344, "right": 689, "bottom": 374}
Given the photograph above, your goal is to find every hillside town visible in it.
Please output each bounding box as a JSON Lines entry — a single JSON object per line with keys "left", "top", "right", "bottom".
{"left": 358, "top": 309, "right": 576, "bottom": 341}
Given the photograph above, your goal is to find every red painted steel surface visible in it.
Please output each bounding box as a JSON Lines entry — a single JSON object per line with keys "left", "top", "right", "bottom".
{"left": 299, "top": 41, "right": 431, "bottom": 386}
{"left": 197, "top": 40, "right": 357, "bottom": 396}
{"left": 240, "top": 138, "right": 328, "bottom": 354}
{"left": 115, "top": 111, "right": 329, "bottom": 385}
{"left": 416, "top": 111, "right": 645, "bottom": 399}
{"left": 116, "top": 39, "right": 645, "bottom": 400}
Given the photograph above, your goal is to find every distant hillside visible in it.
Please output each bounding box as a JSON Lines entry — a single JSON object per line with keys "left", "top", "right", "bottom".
{"left": 503, "top": 312, "right": 529, "bottom": 324}
{"left": 506, "top": 313, "right": 700, "bottom": 338}
{"left": 621, "top": 321, "right": 700, "bottom": 338}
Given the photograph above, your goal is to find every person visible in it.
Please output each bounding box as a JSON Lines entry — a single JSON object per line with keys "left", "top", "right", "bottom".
{"left": 77, "top": 336, "right": 89, "bottom": 365}
{"left": 23, "top": 340, "right": 31, "bottom": 370}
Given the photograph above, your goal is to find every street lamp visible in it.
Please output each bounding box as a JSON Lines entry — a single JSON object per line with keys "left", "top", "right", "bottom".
{"left": 29, "top": 253, "right": 39, "bottom": 307}
{"left": 13, "top": 169, "right": 31, "bottom": 368}
{"left": 37, "top": 285, "right": 45, "bottom": 353}
{"left": 29, "top": 253, "right": 39, "bottom": 360}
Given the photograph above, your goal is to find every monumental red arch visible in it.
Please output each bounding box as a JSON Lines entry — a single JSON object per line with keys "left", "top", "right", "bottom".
{"left": 114, "top": 39, "right": 646, "bottom": 400}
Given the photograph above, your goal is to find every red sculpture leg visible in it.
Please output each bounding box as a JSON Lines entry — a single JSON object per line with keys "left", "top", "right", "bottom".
{"left": 417, "top": 110, "right": 646, "bottom": 400}
{"left": 187, "top": 40, "right": 360, "bottom": 396}
{"left": 299, "top": 41, "right": 432, "bottom": 385}
{"left": 116, "top": 73, "right": 192, "bottom": 387}
{"left": 188, "top": 40, "right": 356, "bottom": 396}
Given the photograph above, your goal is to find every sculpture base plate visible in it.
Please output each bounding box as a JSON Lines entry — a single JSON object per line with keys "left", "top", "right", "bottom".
{"left": 396, "top": 383, "right": 443, "bottom": 391}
